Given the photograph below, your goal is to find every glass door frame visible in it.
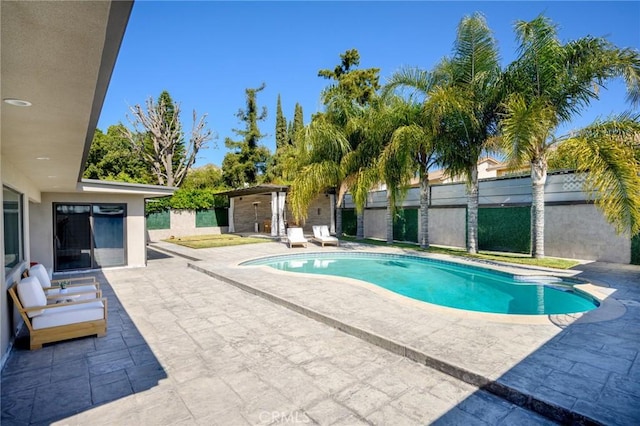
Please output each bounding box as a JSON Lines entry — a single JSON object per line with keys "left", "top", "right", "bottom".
{"left": 53, "top": 202, "right": 127, "bottom": 272}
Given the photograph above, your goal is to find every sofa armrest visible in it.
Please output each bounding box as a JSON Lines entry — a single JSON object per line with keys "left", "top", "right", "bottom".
{"left": 21, "top": 297, "right": 107, "bottom": 313}
{"left": 51, "top": 276, "right": 97, "bottom": 285}
{"left": 46, "top": 289, "right": 102, "bottom": 302}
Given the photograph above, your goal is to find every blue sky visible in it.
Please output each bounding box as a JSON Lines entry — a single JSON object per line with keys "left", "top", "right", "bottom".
{"left": 97, "top": 1, "right": 640, "bottom": 168}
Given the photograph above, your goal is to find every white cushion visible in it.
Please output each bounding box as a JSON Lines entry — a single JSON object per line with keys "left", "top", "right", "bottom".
{"left": 30, "top": 264, "right": 51, "bottom": 289}
{"left": 320, "top": 226, "right": 331, "bottom": 237}
{"left": 17, "top": 277, "right": 47, "bottom": 317}
{"left": 32, "top": 301, "right": 105, "bottom": 330}
{"left": 288, "top": 227, "right": 306, "bottom": 240}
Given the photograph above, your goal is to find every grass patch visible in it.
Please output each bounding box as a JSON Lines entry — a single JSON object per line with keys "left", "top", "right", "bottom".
{"left": 163, "top": 234, "right": 271, "bottom": 249}
{"left": 341, "top": 236, "right": 580, "bottom": 269}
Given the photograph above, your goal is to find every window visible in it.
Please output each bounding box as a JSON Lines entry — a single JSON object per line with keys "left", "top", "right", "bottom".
{"left": 3, "top": 186, "right": 23, "bottom": 273}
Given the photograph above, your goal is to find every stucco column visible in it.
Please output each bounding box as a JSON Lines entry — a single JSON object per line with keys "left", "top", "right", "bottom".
{"left": 271, "top": 192, "right": 278, "bottom": 237}
{"left": 278, "top": 192, "right": 286, "bottom": 236}
{"left": 330, "top": 193, "right": 336, "bottom": 234}
{"left": 228, "top": 197, "right": 235, "bottom": 233}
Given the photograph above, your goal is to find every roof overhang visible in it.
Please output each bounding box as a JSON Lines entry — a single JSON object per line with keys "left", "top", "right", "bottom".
{"left": 217, "top": 184, "right": 290, "bottom": 198}
{"left": 1, "top": 1, "right": 133, "bottom": 193}
{"left": 78, "top": 179, "right": 176, "bottom": 198}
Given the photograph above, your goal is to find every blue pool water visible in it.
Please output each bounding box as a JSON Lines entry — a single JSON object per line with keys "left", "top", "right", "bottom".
{"left": 242, "top": 253, "right": 599, "bottom": 315}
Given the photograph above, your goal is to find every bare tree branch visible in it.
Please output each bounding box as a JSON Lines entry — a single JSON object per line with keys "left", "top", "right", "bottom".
{"left": 123, "top": 95, "right": 215, "bottom": 187}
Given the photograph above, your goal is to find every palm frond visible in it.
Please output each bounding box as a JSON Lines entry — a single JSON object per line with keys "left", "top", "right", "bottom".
{"left": 500, "top": 93, "right": 557, "bottom": 168}
{"left": 452, "top": 13, "right": 501, "bottom": 86}
{"left": 288, "top": 161, "right": 343, "bottom": 222}
{"left": 560, "top": 114, "right": 640, "bottom": 235}
{"left": 304, "top": 119, "right": 351, "bottom": 163}
{"left": 383, "top": 67, "right": 433, "bottom": 100}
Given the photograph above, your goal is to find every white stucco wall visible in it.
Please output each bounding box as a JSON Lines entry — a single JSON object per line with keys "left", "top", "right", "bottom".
{"left": 30, "top": 192, "right": 147, "bottom": 272}
{"left": 1, "top": 156, "right": 40, "bottom": 365}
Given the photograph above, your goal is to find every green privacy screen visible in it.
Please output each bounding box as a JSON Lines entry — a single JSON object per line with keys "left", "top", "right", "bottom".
{"left": 394, "top": 208, "right": 418, "bottom": 243}
{"left": 342, "top": 209, "right": 357, "bottom": 236}
{"left": 631, "top": 234, "right": 640, "bottom": 265}
{"left": 146, "top": 210, "right": 170, "bottom": 230}
{"left": 196, "top": 208, "right": 229, "bottom": 227}
{"left": 478, "top": 206, "right": 531, "bottom": 254}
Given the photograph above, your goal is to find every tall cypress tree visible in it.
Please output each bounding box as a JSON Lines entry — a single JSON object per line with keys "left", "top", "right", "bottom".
{"left": 275, "top": 94, "right": 288, "bottom": 149}
{"left": 288, "top": 102, "right": 304, "bottom": 146}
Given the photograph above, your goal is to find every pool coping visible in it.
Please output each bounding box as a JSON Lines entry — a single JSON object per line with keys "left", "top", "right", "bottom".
{"left": 187, "top": 258, "right": 602, "bottom": 425}
{"left": 237, "top": 250, "right": 625, "bottom": 326}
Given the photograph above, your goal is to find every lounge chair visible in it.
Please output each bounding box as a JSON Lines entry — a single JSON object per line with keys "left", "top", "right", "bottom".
{"left": 312, "top": 225, "right": 339, "bottom": 247}
{"left": 287, "top": 227, "right": 308, "bottom": 248}
{"left": 28, "top": 263, "right": 98, "bottom": 301}
{"left": 8, "top": 276, "right": 107, "bottom": 350}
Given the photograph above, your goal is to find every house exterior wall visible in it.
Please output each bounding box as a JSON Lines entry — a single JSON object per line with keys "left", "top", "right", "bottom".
{"left": 1, "top": 158, "right": 40, "bottom": 366}
{"left": 30, "top": 192, "right": 148, "bottom": 272}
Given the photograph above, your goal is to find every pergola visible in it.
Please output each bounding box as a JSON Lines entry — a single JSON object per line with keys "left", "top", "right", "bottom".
{"left": 218, "top": 184, "right": 289, "bottom": 237}
{"left": 218, "top": 184, "right": 337, "bottom": 237}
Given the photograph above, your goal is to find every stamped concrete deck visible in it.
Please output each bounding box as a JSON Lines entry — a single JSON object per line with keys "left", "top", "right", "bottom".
{"left": 1, "top": 239, "right": 638, "bottom": 425}
{"left": 152, "top": 239, "right": 640, "bottom": 425}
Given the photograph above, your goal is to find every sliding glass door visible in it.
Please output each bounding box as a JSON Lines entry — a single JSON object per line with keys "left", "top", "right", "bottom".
{"left": 54, "top": 203, "right": 126, "bottom": 271}
{"left": 92, "top": 205, "right": 125, "bottom": 267}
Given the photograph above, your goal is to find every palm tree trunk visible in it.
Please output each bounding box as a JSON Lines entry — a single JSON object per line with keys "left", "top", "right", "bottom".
{"left": 419, "top": 170, "right": 430, "bottom": 249}
{"left": 386, "top": 194, "right": 394, "bottom": 244}
{"left": 467, "top": 165, "right": 479, "bottom": 254}
{"left": 356, "top": 211, "right": 364, "bottom": 240}
{"left": 531, "top": 159, "right": 547, "bottom": 258}
{"left": 336, "top": 206, "right": 343, "bottom": 236}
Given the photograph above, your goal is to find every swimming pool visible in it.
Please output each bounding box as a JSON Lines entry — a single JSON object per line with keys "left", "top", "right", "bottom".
{"left": 242, "top": 253, "right": 599, "bottom": 315}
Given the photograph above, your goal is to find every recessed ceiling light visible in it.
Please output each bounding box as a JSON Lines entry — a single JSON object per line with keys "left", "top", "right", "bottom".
{"left": 36, "top": 156, "right": 50, "bottom": 160}
{"left": 3, "top": 98, "right": 32, "bottom": 107}
{"left": 47, "top": 175, "right": 57, "bottom": 179}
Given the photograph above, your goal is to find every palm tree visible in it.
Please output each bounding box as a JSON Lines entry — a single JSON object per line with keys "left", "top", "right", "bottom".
{"left": 288, "top": 93, "right": 379, "bottom": 237}
{"left": 288, "top": 50, "right": 381, "bottom": 237}
{"left": 378, "top": 76, "right": 439, "bottom": 248}
{"left": 343, "top": 94, "right": 428, "bottom": 245}
{"left": 501, "top": 15, "right": 640, "bottom": 257}
{"left": 424, "top": 13, "right": 503, "bottom": 254}
{"left": 286, "top": 95, "right": 353, "bottom": 234}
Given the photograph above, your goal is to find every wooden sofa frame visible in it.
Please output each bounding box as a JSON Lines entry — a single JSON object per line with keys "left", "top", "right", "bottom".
{"left": 8, "top": 282, "right": 107, "bottom": 350}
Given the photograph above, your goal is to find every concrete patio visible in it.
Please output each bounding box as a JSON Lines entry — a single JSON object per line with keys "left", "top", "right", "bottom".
{"left": 1, "top": 240, "right": 638, "bottom": 425}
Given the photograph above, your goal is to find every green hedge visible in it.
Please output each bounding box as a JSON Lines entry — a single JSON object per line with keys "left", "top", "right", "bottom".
{"left": 394, "top": 208, "right": 418, "bottom": 243}
{"left": 195, "top": 208, "right": 229, "bottom": 227}
{"left": 631, "top": 234, "right": 640, "bottom": 265}
{"left": 341, "top": 209, "right": 357, "bottom": 236}
{"left": 147, "top": 210, "right": 170, "bottom": 230}
{"left": 478, "top": 206, "right": 530, "bottom": 254}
